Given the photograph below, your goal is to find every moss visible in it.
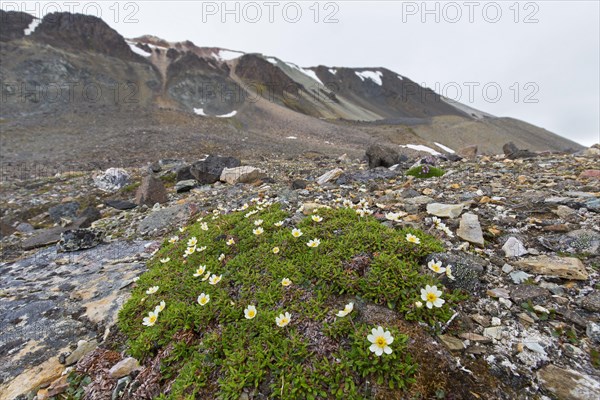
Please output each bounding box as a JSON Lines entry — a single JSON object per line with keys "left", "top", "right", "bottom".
{"left": 120, "top": 181, "right": 141, "bottom": 194}
{"left": 118, "top": 203, "right": 459, "bottom": 398}
{"left": 406, "top": 165, "right": 445, "bottom": 179}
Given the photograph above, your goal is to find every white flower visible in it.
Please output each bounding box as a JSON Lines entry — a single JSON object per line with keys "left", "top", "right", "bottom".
{"left": 254, "top": 219, "right": 264, "bottom": 226}
{"left": 146, "top": 286, "right": 159, "bottom": 295}
{"left": 406, "top": 233, "right": 421, "bottom": 244}
{"left": 420, "top": 285, "right": 445, "bottom": 309}
{"left": 218, "top": 253, "right": 225, "bottom": 261}
{"left": 202, "top": 271, "right": 211, "bottom": 281}
{"left": 385, "top": 212, "right": 403, "bottom": 222}
{"left": 253, "top": 227, "right": 264, "bottom": 236}
{"left": 311, "top": 215, "right": 323, "bottom": 222}
{"left": 197, "top": 293, "right": 210, "bottom": 306}
{"left": 187, "top": 237, "right": 198, "bottom": 247}
{"left": 336, "top": 302, "right": 354, "bottom": 317}
{"left": 274, "top": 220, "right": 284, "bottom": 227}
{"left": 414, "top": 301, "right": 423, "bottom": 308}
{"left": 445, "top": 265, "right": 456, "bottom": 281}
{"left": 200, "top": 222, "right": 209, "bottom": 231}
{"left": 184, "top": 246, "right": 196, "bottom": 257}
{"left": 179, "top": 227, "right": 186, "bottom": 233}
{"left": 276, "top": 312, "right": 291, "bottom": 327}
{"left": 281, "top": 278, "right": 292, "bottom": 287}
{"left": 168, "top": 236, "right": 179, "bottom": 244}
{"left": 291, "top": 228, "right": 303, "bottom": 238}
{"left": 197, "top": 246, "right": 207, "bottom": 252}
{"left": 431, "top": 216, "right": 442, "bottom": 227}
{"left": 244, "top": 305, "right": 257, "bottom": 319}
{"left": 209, "top": 274, "right": 222, "bottom": 285}
{"left": 154, "top": 300, "right": 166, "bottom": 313}
{"left": 442, "top": 225, "right": 454, "bottom": 237}
{"left": 306, "top": 238, "right": 321, "bottom": 248}
{"left": 367, "top": 326, "right": 394, "bottom": 356}
{"left": 142, "top": 311, "right": 158, "bottom": 326}
{"left": 226, "top": 238, "right": 235, "bottom": 246}
{"left": 272, "top": 247, "right": 280, "bottom": 254}
{"left": 241, "top": 203, "right": 249, "bottom": 210}
{"left": 160, "top": 257, "right": 171, "bottom": 263}
{"left": 245, "top": 210, "right": 258, "bottom": 218}
{"left": 193, "top": 265, "right": 207, "bottom": 277}
{"left": 428, "top": 259, "right": 446, "bottom": 274}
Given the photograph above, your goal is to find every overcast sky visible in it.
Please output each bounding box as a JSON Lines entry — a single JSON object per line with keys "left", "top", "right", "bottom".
{"left": 12, "top": 1, "right": 599, "bottom": 146}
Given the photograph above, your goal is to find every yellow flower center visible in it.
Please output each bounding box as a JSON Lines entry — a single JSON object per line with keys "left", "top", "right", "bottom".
{"left": 375, "top": 336, "right": 386, "bottom": 348}
{"left": 280, "top": 318, "right": 289, "bottom": 325}
{"left": 248, "top": 310, "right": 255, "bottom": 317}
{"left": 149, "top": 315, "right": 157, "bottom": 323}
{"left": 427, "top": 293, "right": 437, "bottom": 302}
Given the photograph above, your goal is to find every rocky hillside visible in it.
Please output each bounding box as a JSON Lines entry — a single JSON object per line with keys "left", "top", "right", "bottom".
{"left": 0, "top": 144, "right": 599, "bottom": 399}
{"left": 0, "top": 10, "right": 585, "bottom": 170}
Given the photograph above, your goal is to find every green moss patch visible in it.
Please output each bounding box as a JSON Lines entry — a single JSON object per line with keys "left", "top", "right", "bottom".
{"left": 406, "top": 165, "right": 445, "bottom": 179}
{"left": 118, "top": 202, "right": 460, "bottom": 399}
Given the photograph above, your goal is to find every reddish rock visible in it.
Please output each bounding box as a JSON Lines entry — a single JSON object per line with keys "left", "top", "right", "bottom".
{"left": 135, "top": 175, "right": 168, "bottom": 206}
{"left": 578, "top": 169, "right": 600, "bottom": 180}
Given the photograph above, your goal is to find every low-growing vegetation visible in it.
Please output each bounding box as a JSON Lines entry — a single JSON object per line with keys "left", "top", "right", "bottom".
{"left": 118, "top": 200, "right": 463, "bottom": 399}
{"left": 406, "top": 165, "right": 445, "bottom": 179}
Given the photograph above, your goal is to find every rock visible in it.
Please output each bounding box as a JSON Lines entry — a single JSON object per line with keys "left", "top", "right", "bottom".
{"left": 175, "top": 165, "right": 194, "bottom": 181}
{"left": 109, "top": 357, "right": 140, "bottom": 379}
{"left": 516, "top": 256, "right": 589, "bottom": 280}
{"left": 336, "top": 168, "right": 399, "bottom": 184}
{"left": 337, "top": 153, "right": 350, "bottom": 163}
{"left": 425, "top": 253, "right": 485, "bottom": 294}
{"left": 503, "top": 142, "right": 536, "bottom": 159}
{"left": 316, "top": 168, "right": 344, "bottom": 185}
{"left": 524, "top": 341, "right": 547, "bottom": 356}
{"left": 64, "top": 340, "right": 98, "bottom": 366}
{"left": 457, "top": 213, "right": 484, "bottom": 246}
{"left": 137, "top": 203, "right": 197, "bottom": 236}
{"left": 365, "top": 144, "right": 405, "bottom": 169}
{"left": 57, "top": 228, "right": 103, "bottom": 252}
{"left": 578, "top": 169, "right": 600, "bottom": 180}
{"left": 135, "top": 175, "right": 168, "bottom": 206}
{"left": 537, "top": 364, "right": 600, "bottom": 400}
{"left": 487, "top": 288, "right": 510, "bottom": 299}
{"left": 561, "top": 229, "right": 600, "bottom": 255}
{"left": 291, "top": 179, "right": 307, "bottom": 189}
{"left": 456, "top": 145, "right": 478, "bottom": 159}
{"left": 426, "top": 203, "right": 465, "bottom": 218}
{"left": 112, "top": 376, "right": 131, "bottom": 400}
{"left": 78, "top": 207, "right": 102, "bottom": 228}
{"left": 190, "top": 155, "right": 241, "bottom": 184}
{"left": 483, "top": 326, "right": 502, "bottom": 340}
{"left": 509, "top": 285, "right": 550, "bottom": 304}
{"left": 438, "top": 334, "right": 464, "bottom": 351}
{"left": 48, "top": 202, "right": 80, "bottom": 223}
{"left": 175, "top": 179, "right": 197, "bottom": 193}
{"left": 220, "top": 166, "right": 265, "bottom": 184}
{"left": 555, "top": 205, "right": 576, "bottom": 219}
{"left": 21, "top": 217, "right": 88, "bottom": 250}
{"left": 93, "top": 168, "right": 130, "bottom": 192}
{"left": 586, "top": 322, "right": 600, "bottom": 344}
{"left": 16, "top": 222, "right": 35, "bottom": 233}
{"left": 509, "top": 270, "right": 532, "bottom": 284}
{"left": 502, "top": 237, "right": 528, "bottom": 257}
{"left": 582, "top": 291, "right": 600, "bottom": 312}
{"left": 105, "top": 199, "right": 137, "bottom": 210}
{"left": 459, "top": 332, "right": 492, "bottom": 344}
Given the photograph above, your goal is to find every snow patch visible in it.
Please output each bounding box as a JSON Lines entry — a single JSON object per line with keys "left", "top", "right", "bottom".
{"left": 194, "top": 108, "right": 208, "bottom": 116}
{"left": 397, "top": 75, "right": 404, "bottom": 81}
{"left": 286, "top": 136, "right": 297, "bottom": 140}
{"left": 24, "top": 18, "right": 41, "bottom": 35}
{"left": 215, "top": 49, "right": 244, "bottom": 61}
{"left": 329, "top": 69, "right": 337, "bottom": 75}
{"left": 216, "top": 110, "right": 237, "bottom": 118}
{"left": 355, "top": 70, "right": 383, "bottom": 86}
{"left": 266, "top": 57, "right": 278, "bottom": 65}
{"left": 127, "top": 42, "right": 152, "bottom": 57}
{"left": 194, "top": 108, "right": 237, "bottom": 118}
{"left": 286, "top": 62, "right": 323, "bottom": 85}
{"left": 434, "top": 142, "right": 455, "bottom": 153}
{"left": 399, "top": 144, "right": 441, "bottom": 155}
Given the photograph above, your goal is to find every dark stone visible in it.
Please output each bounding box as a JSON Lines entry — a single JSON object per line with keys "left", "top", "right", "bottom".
{"left": 21, "top": 217, "right": 87, "bottom": 250}
{"left": 77, "top": 207, "right": 101, "bottom": 228}
{"left": 291, "top": 179, "right": 307, "bottom": 189}
{"left": 175, "top": 180, "right": 197, "bottom": 193}
{"left": 105, "top": 200, "right": 137, "bottom": 210}
{"left": 135, "top": 175, "right": 168, "bottom": 206}
{"left": 365, "top": 144, "right": 405, "bottom": 169}
{"left": 58, "top": 229, "right": 103, "bottom": 252}
{"left": 582, "top": 291, "right": 600, "bottom": 313}
{"left": 48, "top": 202, "right": 80, "bottom": 223}
{"left": 190, "top": 155, "right": 241, "bottom": 184}
{"left": 503, "top": 142, "right": 537, "bottom": 159}
{"left": 0, "top": 10, "right": 34, "bottom": 42}
{"left": 425, "top": 253, "right": 485, "bottom": 294}
{"left": 509, "top": 285, "right": 550, "bottom": 304}
{"left": 176, "top": 165, "right": 194, "bottom": 181}
{"left": 336, "top": 168, "right": 399, "bottom": 185}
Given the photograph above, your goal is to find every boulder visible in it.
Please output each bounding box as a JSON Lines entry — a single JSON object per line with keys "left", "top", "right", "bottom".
{"left": 578, "top": 169, "right": 600, "bottom": 180}
{"left": 516, "top": 255, "right": 589, "bottom": 280}
{"left": 365, "top": 144, "right": 404, "bottom": 169}
{"left": 93, "top": 168, "right": 130, "bottom": 192}
{"left": 456, "top": 213, "right": 484, "bottom": 246}
{"left": 426, "top": 203, "right": 465, "bottom": 218}
{"left": 220, "top": 166, "right": 265, "bottom": 184}
{"left": 502, "top": 237, "right": 528, "bottom": 257}
{"left": 109, "top": 357, "right": 140, "bottom": 379}
{"left": 48, "top": 202, "right": 80, "bottom": 223}
{"left": 135, "top": 175, "right": 168, "bottom": 206}
{"left": 503, "top": 142, "right": 536, "bottom": 159}
{"left": 190, "top": 155, "right": 241, "bottom": 184}
{"left": 456, "top": 145, "right": 478, "bottom": 159}
{"left": 105, "top": 199, "right": 137, "bottom": 210}
{"left": 57, "top": 229, "right": 103, "bottom": 252}
{"left": 175, "top": 180, "right": 197, "bottom": 193}
{"left": 537, "top": 364, "right": 600, "bottom": 400}
{"left": 175, "top": 165, "right": 194, "bottom": 181}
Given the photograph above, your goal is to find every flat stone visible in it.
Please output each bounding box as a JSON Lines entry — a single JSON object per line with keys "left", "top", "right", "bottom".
{"left": 64, "top": 340, "right": 98, "bottom": 366}
{"left": 220, "top": 166, "right": 265, "bottom": 185}
{"left": 537, "top": 364, "right": 600, "bottom": 400}
{"left": 58, "top": 229, "right": 103, "bottom": 252}
{"left": 509, "top": 270, "right": 532, "bottom": 284}
{"left": 502, "top": 237, "right": 528, "bottom": 257}
{"left": 137, "top": 203, "right": 197, "bottom": 236}
{"left": 518, "top": 312, "right": 535, "bottom": 325}
{"left": 426, "top": 203, "right": 465, "bottom": 218}
{"left": 105, "top": 199, "right": 137, "bottom": 210}
{"left": 554, "top": 205, "right": 576, "bottom": 219}
{"left": 578, "top": 169, "right": 600, "bottom": 180}
{"left": 21, "top": 217, "right": 88, "bottom": 250}
{"left": 459, "top": 332, "right": 492, "bottom": 344}
{"left": 175, "top": 179, "right": 197, "bottom": 193}
{"left": 483, "top": 326, "right": 502, "bottom": 340}
{"left": 524, "top": 341, "right": 547, "bottom": 356}
{"left": 587, "top": 322, "right": 600, "bottom": 344}
{"left": 316, "top": 168, "right": 344, "bottom": 185}
{"left": 109, "top": 357, "right": 140, "bottom": 379}
{"left": 510, "top": 285, "right": 550, "bottom": 304}
{"left": 516, "top": 255, "right": 589, "bottom": 280}
{"left": 457, "top": 213, "right": 484, "bottom": 247}
{"left": 438, "top": 334, "right": 465, "bottom": 351}
{"left": 487, "top": 287, "right": 510, "bottom": 299}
